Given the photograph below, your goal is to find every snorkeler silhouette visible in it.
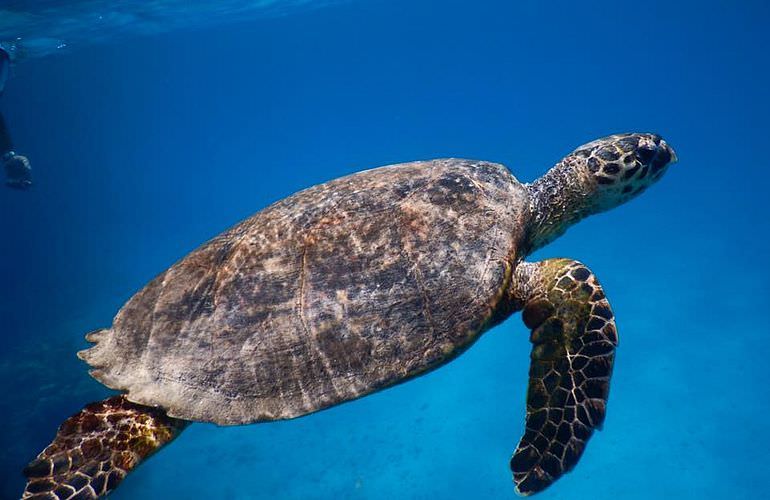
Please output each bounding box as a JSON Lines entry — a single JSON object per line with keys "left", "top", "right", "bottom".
{"left": 0, "top": 43, "right": 32, "bottom": 189}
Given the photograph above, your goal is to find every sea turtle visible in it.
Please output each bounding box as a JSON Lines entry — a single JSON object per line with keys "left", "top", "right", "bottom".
{"left": 22, "top": 133, "right": 677, "bottom": 499}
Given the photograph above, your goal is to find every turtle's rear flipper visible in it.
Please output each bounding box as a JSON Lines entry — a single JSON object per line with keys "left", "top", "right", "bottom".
{"left": 23, "top": 396, "right": 188, "bottom": 499}
{"left": 510, "top": 259, "right": 618, "bottom": 495}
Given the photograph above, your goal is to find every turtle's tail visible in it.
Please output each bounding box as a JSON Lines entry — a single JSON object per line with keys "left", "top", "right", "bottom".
{"left": 22, "top": 395, "right": 188, "bottom": 499}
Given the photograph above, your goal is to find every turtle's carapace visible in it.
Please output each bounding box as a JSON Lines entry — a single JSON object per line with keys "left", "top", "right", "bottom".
{"left": 23, "top": 133, "right": 677, "bottom": 499}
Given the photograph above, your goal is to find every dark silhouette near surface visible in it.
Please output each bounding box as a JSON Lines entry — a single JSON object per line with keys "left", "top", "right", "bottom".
{"left": 0, "top": 44, "right": 32, "bottom": 190}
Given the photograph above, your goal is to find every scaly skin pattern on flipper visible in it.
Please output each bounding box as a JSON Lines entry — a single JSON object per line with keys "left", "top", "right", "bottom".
{"left": 22, "top": 396, "right": 188, "bottom": 499}
{"left": 78, "top": 159, "right": 529, "bottom": 425}
{"left": 508, "top": 259, "right": 618, "bottom": 496}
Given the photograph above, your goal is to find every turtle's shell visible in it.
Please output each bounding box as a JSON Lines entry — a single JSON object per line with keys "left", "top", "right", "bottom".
{"left": 80, "top": 159, "right": 529, "bottom": 424}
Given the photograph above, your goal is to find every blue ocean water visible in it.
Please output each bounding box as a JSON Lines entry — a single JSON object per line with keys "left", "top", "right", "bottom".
{"left": 1, "top": 0, "right": 769, "bottom": 498}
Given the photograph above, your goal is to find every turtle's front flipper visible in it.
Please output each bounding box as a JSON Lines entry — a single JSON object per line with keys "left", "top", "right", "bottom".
{"left": 509, "top": 259, "right": 618, "bottom": 495}
{"left": 23, "top": 396, "right": 188, "bottom": 499}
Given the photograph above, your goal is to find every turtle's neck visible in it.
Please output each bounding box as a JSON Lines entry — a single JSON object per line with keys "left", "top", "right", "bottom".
{"left": 525, "top": 156, "right": 595, "bottom": 253}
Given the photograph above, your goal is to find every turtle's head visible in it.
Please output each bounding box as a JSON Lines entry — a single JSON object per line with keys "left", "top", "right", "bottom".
{"left": 526, "top": 133, "right": 677, "bottom": 252}
{"left": 571, "top": 133, "right": 677, "bottom": 212}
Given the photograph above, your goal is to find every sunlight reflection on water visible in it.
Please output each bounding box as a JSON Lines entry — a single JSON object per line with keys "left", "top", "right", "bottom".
{"left": 0, "top": 0, "right": 345, "bottom": 58}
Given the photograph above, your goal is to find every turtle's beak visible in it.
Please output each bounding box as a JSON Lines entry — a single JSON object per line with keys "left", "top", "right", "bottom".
{"left": 659, "top": 139, "right": 678, "bottom": 165}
